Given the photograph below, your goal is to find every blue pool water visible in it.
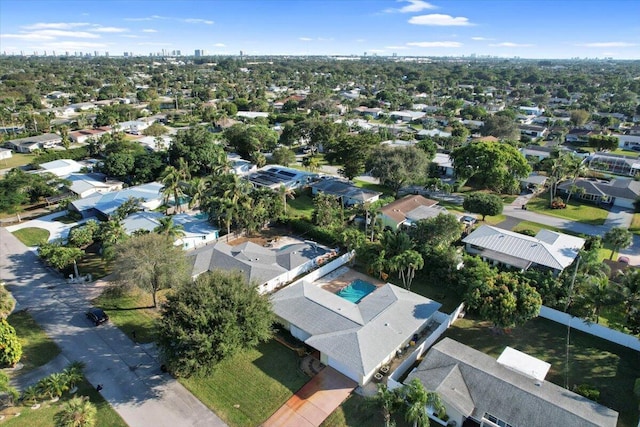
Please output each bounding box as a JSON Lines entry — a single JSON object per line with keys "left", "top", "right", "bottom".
{"left": 337, "top": 279, "right": 376, "bottom": 304}
{"left": 194, "top": 212, "right": 208, "bottom": 220}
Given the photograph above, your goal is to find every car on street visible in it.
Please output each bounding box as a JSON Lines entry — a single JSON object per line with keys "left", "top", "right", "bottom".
{"left": 86, "top": 308, "right": 109, "bottom": 326}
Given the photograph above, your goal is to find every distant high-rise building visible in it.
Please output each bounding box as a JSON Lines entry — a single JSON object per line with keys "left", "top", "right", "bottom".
{"left": 176, "top": 50, "right": 181, "bottom": 56}
{"left": 123, "top": 52, "right": 129, "bottom": 57}
{"left": 240, "top": 50, "right": 243, "bottom": 58}
{"left": 105, "top": 51, "right": 109, "bottom": 57}
{"left": 195, "top": 49, "right": 205, "bottom": 57}
{"left": 94, "top": 51, "right": 98, "bottom": 57}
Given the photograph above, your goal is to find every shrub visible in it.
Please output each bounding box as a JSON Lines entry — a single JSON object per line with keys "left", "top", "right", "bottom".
{"left": 0, "top": 318, "right": 22, "bottom": 367}
{"left": 516, "top": 228, "right": 537, "bottom": 237}
{"left": 551, "top": 197, "right": 566, "bottom": 209}
{"left": 573, "top": 383, "right": 600, "bottom": 402}
{"left": 285, "top": 218, "right": 339, "bottom": 246}
{"left": 20, "top": 385, "right": 41, "bottom": 405}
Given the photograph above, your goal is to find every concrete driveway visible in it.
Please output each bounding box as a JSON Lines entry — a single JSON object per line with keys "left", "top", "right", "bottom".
{"left": 0, "top": 227, "right": 226, "bottom": 427}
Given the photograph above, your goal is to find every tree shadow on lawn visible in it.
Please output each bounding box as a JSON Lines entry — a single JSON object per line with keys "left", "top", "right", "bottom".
{"left": 252, "top": 340, "right": 308, "bottom": 394}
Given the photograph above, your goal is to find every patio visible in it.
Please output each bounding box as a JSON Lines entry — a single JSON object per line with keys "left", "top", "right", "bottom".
{"left": 313, "top": 266, "right": 386, "bottom": 294}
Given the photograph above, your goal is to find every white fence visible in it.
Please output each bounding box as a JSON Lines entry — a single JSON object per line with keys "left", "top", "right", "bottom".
{"left": 539, "top": 306, "right": 640, "bottom": 352}
{"left": 388, "top": 303, "right": 466, "bottom": 389}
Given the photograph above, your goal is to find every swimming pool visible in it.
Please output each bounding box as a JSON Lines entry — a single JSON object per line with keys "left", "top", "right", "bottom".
{"left": 337, "top": 279, "right": 376, "bottom": 304}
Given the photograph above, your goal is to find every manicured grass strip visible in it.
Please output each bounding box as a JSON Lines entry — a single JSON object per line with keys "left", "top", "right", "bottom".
{"left": 512, "top": 220, "right": 564, "bottom": 234}
{"left": 93, "top": 288, "right": 161, "bottom": 344}
{"left": 180, "top": 340, "right": 308, "bottom": 427}
{"left": 7, "top": 310, "right": 61, "bottom": 375}
{"left": 1, "top": 379, "right": 127, "bottom": 427}
{"left": 11, "top": 228, "right": 50, "bottom": 247}
{"left": 526, "top": 191, "right": 609, "bottom": 225}
{"left": 444, "top": 316, "right": 640, "bottom": 427}
{"left": 352, "top": 179, "right": 395, "bottom": 197}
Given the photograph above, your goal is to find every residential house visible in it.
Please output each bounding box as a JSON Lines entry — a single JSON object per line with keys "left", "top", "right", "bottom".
{"left": 69, "top": 127, "right": 112, "bottom": 144}
{"left": 417, "top": 129, "right": 452, "bottom": 139}
{"left": 65, "top": 173, "right": 123, "bottom": 199}
{"left": 188, "top": 239, "right": 329, "bottom": 293}
{"left": 115, "top": 119, "right": 153, "bottom": 135}
{"left": 246, "top": 165, "right": 317, "bottom": 190}
{"left": 614, "top": 134, "right": 640, "bottom": 151}
{"left": 272, "top": 277, "right": 441, "bottom": 385}
{"left": 122, "top": 211, "right": 219, "bottom": 250}
{"left": 462, "top": 225, "right": 585, "bottom": 275}
{"left": 236, "top": 111, "right": 270, "bottom": 120}
{"left": 38, "top": 159, "right": 84, "bottom": 177}
{"left": 0, "top": 148, "right": 12, "bottom": 161}
{"left": 69, "top": 182, "right": 164, "bottom": 219}
{"left": 565, "top": 128, "right": 594, "bottom": 143}
{"left": 379, "top": 195, "right": 444, "bottom": 230}
{"left": 388, "top": 110, "right": 426, "bottom": 122}
{"left": 587, "top": 152, "right": 640, "bottom": 177}
{"left": 520, "top": 145, "right": 574, "bottom": 161}
{"left": 433, "top": 153, "right": 454, "bottom": 177}
{"left": 557, "top": 178, "right": 640, "bottom": 209}
{"left": 7, "top": 133, "right": 62, "bottom": 153}
{"left": 407, "top": 338, "right": 618, "bottom": 427}
{"left": 353, "top": 106, "right": 383, "bottom": 119}
{"left": 136, "top": 135, "right": 172, "bottom": 152}
{"left": 519, "top": 124, "right": 548, "bottom": 138}
{"left": 518, "top": 106, "right": 545, "bottom": 116}
{"left": 310, "top": 177, "right": 381, "bottom": 206}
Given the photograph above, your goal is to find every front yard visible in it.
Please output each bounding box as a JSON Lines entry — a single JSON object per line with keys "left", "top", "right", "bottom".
{"left": 526, "top": 191, "right": 609, "bottom": 225}
{"left": 11, "top": 228, "right": 50, "bottom": 247}
{"left": 7, "top": 310, "right": 60, "bottom": 375}
{"left": 180, "top": 340, "right": 308, "bottom": 427}
{"left": 444, "top": 316, "right": 640, "bottom": 427}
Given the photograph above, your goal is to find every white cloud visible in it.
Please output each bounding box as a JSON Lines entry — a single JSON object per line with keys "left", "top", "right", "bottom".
{"left": 385, "top": 0, "right": 437, "bottom": 13}
{"left": 407, "top": 41, "right": 462, "bottom": 48}
{"left": 299, "top": 37, "right": 312, "bottom": 41}
{"left": 385, "top": 45, "right": 410, "bottom": 50}
{"left": 142, "top": 29, "right": 157, "bottom": 33}
{"left": 121, "top": 34, "right": 141, "bottom": 39}
{"left": 23, "top": 22, "right": 91, "bottom": 30}
{"left": 92, "top": 26, "right": 128, "bottom": 33}
{"left": 183, "top": 18, "right": 214, "bottom": 25}
{"left": 579, "top": 42, "right": 636, "bottom": 48}
{"left": 1, "top": 33, "right": 55, "bottom": 41}
{"left": 471, "top": 36, "right": 493, "bottom": 41}
{"left": 489, "top": 42, "right": 534, "bottom": 47}
{"left": 125, "top": 15, "right": 169, "bottom": 22}
{"left": 409, "top": 14, "right": 473, "bottom": 26}
{"left": 214, "top": 43, "right": 225, "bottom": 47}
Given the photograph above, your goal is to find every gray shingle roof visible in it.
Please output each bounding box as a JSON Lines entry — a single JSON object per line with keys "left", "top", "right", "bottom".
{"left": 558, "top": 178, "right": 640, "bottom": 200}
{"left": 272, "top": 281, "right": 441, "bottom": 379}
{"left": 407, "top": 338, "right": 618, "bottom": 427}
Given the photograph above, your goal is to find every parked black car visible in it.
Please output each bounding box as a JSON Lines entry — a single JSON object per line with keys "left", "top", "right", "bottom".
{"left": 86, "top": 308, "right": 109, "bottom": 326}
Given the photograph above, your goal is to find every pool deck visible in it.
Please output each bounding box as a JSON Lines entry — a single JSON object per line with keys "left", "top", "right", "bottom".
{"left": 315, "top": 267, "right": 386, "bottom": 294}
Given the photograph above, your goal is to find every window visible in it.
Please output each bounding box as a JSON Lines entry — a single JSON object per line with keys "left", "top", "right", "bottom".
{"left": 482, "top": 413, "right": 513, "bottom": 427}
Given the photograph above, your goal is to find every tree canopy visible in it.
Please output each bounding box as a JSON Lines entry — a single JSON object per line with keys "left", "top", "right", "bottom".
{"left": 463, "top": 192, "right": 504, "bottom": 220}
{"left": 366, "top": 146, "right": 430, "bottom": 196}
{"left": 157, "top": 270, "right": 274, "bottom": 377}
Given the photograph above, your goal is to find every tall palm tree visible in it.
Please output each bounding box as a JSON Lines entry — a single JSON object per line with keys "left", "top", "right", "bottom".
{"left": 367, "top": 384, "right": 402, "bottom": 427}
{"left": 54, "top": 396, "right": 97, "bottom": 427}
{"left": 279, "top": 185, "right": 295, "bottom": 215}
{"left": 187, "top": 176, "right": 213, "bottom": 210}
{"left": 564, "top": 157, "right": 588, "bottom": 203}
{"left": 402, "top": 378, "right": 445, "bottom": 427}
{"left": 161, "top": 166, "right": 186, "bottom": 213}
{"left": 154, "top": 216, "right": 185, "bottom": 239}
{"left": 603, "top": 227, "right": 633, "bottom": 260}
{"left": 390, "top": 250, "right": 424, "bottom": 290}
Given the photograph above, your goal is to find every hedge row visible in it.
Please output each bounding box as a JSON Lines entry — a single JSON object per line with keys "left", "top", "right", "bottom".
{"left": 31, "top": 147, "right": 89, "bottom": 166}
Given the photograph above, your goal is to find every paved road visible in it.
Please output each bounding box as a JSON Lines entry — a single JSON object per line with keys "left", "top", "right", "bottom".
{"left": 0, "top": 228, "right": 226, "bottom": 427}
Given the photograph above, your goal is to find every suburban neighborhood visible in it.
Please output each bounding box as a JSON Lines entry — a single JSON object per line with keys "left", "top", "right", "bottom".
{"left": 0, "top": 2, "right": 639, "bottom": 427}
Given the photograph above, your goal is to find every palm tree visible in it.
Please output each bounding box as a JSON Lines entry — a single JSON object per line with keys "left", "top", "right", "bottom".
{"left": 154, "top": 216, "right": 185, "bottom": 239}
{"left": 564, "top": 157, "right": 588, "bottom": 203}
{"left": 63, "top": 361, "right": 85, "bottom": 392}
{"left": 38, "top": 373, "right": 68, "bottom": 399}
{"left": 187, "top": 176, "right": 212, "bottom": 210}
{"left": 389, "top": 250, "right": 424, "bottom": 290}
{"left": 367, "top": 383, "right": 402, "bottom": 427}
{"left": 279, "top": 185, "right": 295, "bottom": 216}
{"left": 603, "top": 227, "right": 633, "bottom": 260}
{"left": 161, "top": 166, "right": 186, "bottom": 213}
{"left": 402, "top": 378, "right": 445, "bottom": 427}
{"left": 576, "top": 276, "right": 623, "bottom": 323}
{"left": 20, "top": 385, "right": 41, "bottom": 406}
{"left": 54, "top": 396, "right": 97, "bottom": 427}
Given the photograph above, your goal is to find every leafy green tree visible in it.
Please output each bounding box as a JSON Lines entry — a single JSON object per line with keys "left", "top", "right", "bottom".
{"left": 366, "top": 146, "right": 430, "bottom": 196}
{"left": 0, "top": 319, "right": 22, "bottom": 367}
{"left": 313, "top": 192, "right": 342, "bottom": 227}
{"left": 67, "top": 220, "right": 99, "bottom": 248}
{"left": 142, "top": 122, "right": 168, "bottom": 137}
{"left": 38, "top": 241, "right": 84, "bottom": 270}
{"left": 224, "top": 123, "right": 279, "bottom": 160}
{"left": 408, "top": 213, "right": 463, "bottom": 250}
{"left": 617, "top": 269, "right": 640, "bottom": 333}
{"left": 481, "top": 115, "right": 520, "bottom": 140}
{"left": 416, "top": 139, "right": 437, "bottom": 161}
{"left": 465, "top": 272, "right": 541, "bottom": 329}
{"left": 54, "top": 396, "right": 97, "bottom": 427}
{"left": 112, "top": 233, "right": 189, "bottom": 308}
{"left": 451, "top": 141, "right": 531, "bottom": 192}
{"left": 570, "top": 110, "right": 590, "bottom": 127}
{"left": 168, "top": 126, "right": 226, "bottom": 175}
{"left": 325, "top": 133, "right": 379, "bottom": 180}
{"left": 573, "top": 276, "right": 623, "bottom": 323}
{"left": 463, "top": 193, "right": 503, "bottom": 220}
{"left": 603, "top": 227, "right": 633, "bottom": 260}
{"left": 271, "top": 146, "right": 296, "bottom": 167}
{"left": 157, "top": 270, "right": 274, "bottom": 377}
{"left": 453, "top": 254, "right": 496, "bottom": 296}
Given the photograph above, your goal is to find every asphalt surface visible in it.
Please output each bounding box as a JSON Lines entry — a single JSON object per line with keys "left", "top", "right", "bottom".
{"left": 0, "top": 227, "right": 227, "bottom": 427}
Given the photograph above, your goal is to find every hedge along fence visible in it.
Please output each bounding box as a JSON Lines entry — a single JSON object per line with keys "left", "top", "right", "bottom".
{"left": 539, "top": 306, "right": 640, "bottom": 351}
{"left": 30, "top": 147, "right": 89, "bottom": 166}
{"left": 284, "top": 218, "right": 340, "bottom": 246}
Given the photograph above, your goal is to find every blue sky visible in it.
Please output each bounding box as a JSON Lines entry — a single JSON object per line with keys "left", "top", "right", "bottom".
{"left": 1, "top": 0, "right": 639, "bottom": 59}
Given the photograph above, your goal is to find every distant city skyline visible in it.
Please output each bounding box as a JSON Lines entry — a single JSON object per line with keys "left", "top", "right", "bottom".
{"left": 1, "top": 0, "right": 639, "bottom": 59}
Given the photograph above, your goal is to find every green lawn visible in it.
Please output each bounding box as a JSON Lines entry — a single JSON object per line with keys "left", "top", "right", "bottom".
{"left": 93, "top": 288, "right": 161, "bottom": 344}
{"left": 526, "top": 191, "right": 609, "bottom": 225}
{"left": 287, "top": 192, "right": 315, "bottom": 220}
{"left": 512, "top": 220, "right": 565, "bottom": 234}
{"left": 76, "top": 252, "right": 110, "bottom": 280}
{"left": 179, "top": 340, "right": 308, "bottom": 427}
{"left": 7, "top": 310, "right": 60, "bottom": 375}
{"left": 444, "top": 316, "right": 640, "bottom": 427}
{"left": 630, "top": 213, "right": 640, "bottom": 235}
{"left": 1, "top": 379, "right": 127, "bottom": 427}
{"left": 11, "top": 228, "right": 50, "bottom": 247}
{"left": 321, "top": 394, "right": 382, "bottom": 427}
{"left": 482, "top": 214, "right": 507, "bottom": 225}
{"left": 0, "top": 153, "right": 35, "bottom": 171}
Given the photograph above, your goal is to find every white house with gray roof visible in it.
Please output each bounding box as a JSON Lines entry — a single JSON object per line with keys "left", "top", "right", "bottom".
{"left": 407, "top": 338, "right": 618, "bottom": 427}
{"left": 462, "top": 225, "right": 584, "bottom": 275}
{"left": 271, "top": 281, "right": 441, "bottom": 385}
{"left": 69, "top": 182, "right": 163, "bottom": 219}
{"left": 188, "top": 240, "right": 329, "bottom": 292}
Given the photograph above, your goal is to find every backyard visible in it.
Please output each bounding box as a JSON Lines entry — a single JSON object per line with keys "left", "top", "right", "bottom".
{"left": 0, "top": 153, "right": 35, "bottom": 170}
{"left": 526, "top": 191, "right": 610, "bottom": 225}
{"left": 444, "top": 316, "right": 640, "bottom": 427}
